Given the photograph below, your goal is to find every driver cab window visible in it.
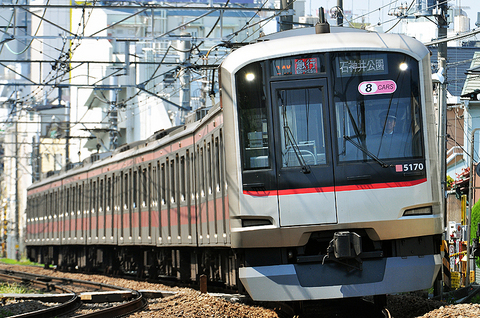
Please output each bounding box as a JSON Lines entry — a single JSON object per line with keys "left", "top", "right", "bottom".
{"left": 236, "top": 62, "right": 271, "bottom": 170}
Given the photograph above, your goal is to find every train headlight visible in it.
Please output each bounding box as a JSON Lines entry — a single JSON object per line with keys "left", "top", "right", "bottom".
{"left": 399, "top": 62, "right": 408, "bottom": 71}
{"left": 245, "top": 73, "right": 255, "bottom": 81}
{"left": 403, "top": 206, "right": 432, "bottom": 216}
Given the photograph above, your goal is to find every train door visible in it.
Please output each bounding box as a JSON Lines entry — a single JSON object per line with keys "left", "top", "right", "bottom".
{"left": 270, "top": 79, "right": 337, "bottom": 226}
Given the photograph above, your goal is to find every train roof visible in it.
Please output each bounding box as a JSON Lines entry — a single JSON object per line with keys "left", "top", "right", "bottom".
{"left": 27, "top": 104, "right": 222, "bottom": 191}
{"left": 221, "top": 27, "right": 429, "bottom": 74}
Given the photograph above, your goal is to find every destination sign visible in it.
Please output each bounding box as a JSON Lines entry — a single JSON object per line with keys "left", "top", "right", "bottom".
{"left": 272, "top": 56, "right": 323, "bottom": 76}
{"left": 336, "top": 54, "right": 388, "bottom": 77}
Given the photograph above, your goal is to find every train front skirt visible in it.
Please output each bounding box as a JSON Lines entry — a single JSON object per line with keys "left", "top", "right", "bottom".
{"left": 239, "top": 255, "right": 441, "bottom": 301}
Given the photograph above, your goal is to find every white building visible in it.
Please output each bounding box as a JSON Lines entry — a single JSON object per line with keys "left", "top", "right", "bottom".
{"left": 0, "top": 0, "right": 267, "bottom": 258}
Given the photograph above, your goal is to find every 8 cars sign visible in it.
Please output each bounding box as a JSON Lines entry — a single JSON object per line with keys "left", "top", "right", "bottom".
{"left": 358, "top": 80, "right": 397, "bottom": 95}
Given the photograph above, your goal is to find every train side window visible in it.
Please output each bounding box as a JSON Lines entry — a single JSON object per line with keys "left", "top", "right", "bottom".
{"left": 235, "top": 62, "right": 271, "bottom": 170}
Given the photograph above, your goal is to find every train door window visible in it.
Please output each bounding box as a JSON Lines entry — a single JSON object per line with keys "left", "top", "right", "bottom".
{"left": 43, "top": 193, "right": 47, "bottom": 239}
{"left": 161, "top": 163, "right": 166, "bottom": 205}
{"left": 235, "top": 62, "right": 270, "bottom": 170}
{"left": 107, "top": 177, "right": 111, "bottom": 237}
{"left": 215, "top": 137, "right": 220, "bottom": 193}
{"left": 124, "top": 172, "right": 129, "bottom": 210}
{"left": 200, "top": 147, "right": 205, "bottom": 198}
{"left": 207, "top": 142, "right": 213, "bottom": 195}
{"left": 72, "top": 187, "right": 76, "bottom": 237}
{"left": 65, "top": 188, "right": 69, "bottom": 234}
{"left": 121, "top": 172, "right": 125, "bottom": 238}
{"left": 78, "top": 184, "right": 83, "bottom": 238}
{"left": 166, "top": 158, "right": 172, "bottom": 238}
{"left": 186, "top": 151, "right": 192, "bottom": 237}
{"left": 93, "top": 181, "right": 97, "bottom": 238}
{"left": 219, "top": 130, "right": 227, "bottom": 233}
{"left": 107, "top": 177, "right": 111, "bottom": 211}
{"left": 133, "top": 170, "right": 138, "bottom": 209}
{"left": 99, "top": 179, "right": 103, "bottom": 237}
{"left": 128, "top": 169, "right": 133, "bottom": 235}
{"left": 176, "top": 155, "right": 181, "bottom": 235}
{"left": 152, "top": 165, "right": 157, "bottom": 206}
{"left": 100, "top": 179, "right": 104, "bottom": 214}
{"left": 147, "top": 165, "right": 152, "bottom": 238}
{"left": 170, "top": 159, "right": 175, "bottom": 204}
{"left": 142, "top": 168, "right": 148, "bottom": 207}
{"left": 159, "top": 162, "right": 164, "bottom": 233}
{"left": 111, "top": 175, "right": 115, "bottom": 238}
{"left": 276, "top": 87, "right": 327, "bottom": 168}
{"left": 52, "top": 191, "right": 59, "bottom": 238}
{"left": 140, "top": 167, "right": 146, "bottom": 235}
{"left": 180, "top": 156, "right": 186, "bottom": 201}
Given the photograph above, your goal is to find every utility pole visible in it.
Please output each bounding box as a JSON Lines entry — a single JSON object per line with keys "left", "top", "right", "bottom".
{"left": 57, "top": 85, "right": 70, "bottom": 165}
{"left": 178, "top": 32, "right": 191, "bottom": 125}
{"left": 280, "top": 0, "right": 293, "bottom": 31}
{"left": 337, "top": 0, "right": 343, "bottom": 27}
{"left": 14, "top": 98, "right": 20, "bottom": 261}
{"left": 436, "top": 0, "right": 449, "bottom": 291}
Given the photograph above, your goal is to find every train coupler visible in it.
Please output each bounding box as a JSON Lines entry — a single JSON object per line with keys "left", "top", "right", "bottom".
{"left": 324, "top": 231, "right": 363, "bottom": 271}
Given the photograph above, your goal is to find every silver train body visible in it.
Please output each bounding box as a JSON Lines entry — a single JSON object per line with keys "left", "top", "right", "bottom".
{"left": 221, "top": 28, "right": 443, "bottom": 300}
{"left": 26, "top": 27, "right": 443, "bottom": 302}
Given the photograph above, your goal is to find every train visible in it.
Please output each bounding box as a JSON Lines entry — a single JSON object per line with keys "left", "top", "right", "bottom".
{"left": 25, "top": 25, "right": 443, "bottom": 303}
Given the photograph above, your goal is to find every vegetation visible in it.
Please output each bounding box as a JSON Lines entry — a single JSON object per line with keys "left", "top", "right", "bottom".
{"left": 447, "top": 175, "right": 455, "bottom": 190}
{"left": 0, "top": 283, "right": 38, "bottom": 318}
{"left": 471, "top": 200, "right": 480, "bottom": 267}
{"left": 0, "top": 282, "right": 36, "bottom": 294}
{"left": 0, "top": 258, "right": 40, "bottom": 266}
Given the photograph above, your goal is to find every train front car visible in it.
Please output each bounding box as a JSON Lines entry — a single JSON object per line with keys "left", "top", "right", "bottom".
{"left": 220, "top": 29, "right": 443, "bottom": 301}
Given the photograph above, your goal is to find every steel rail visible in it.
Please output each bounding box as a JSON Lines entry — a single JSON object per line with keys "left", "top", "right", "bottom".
{"left": 0, "top": 271, "right": 82, "bottom": 318}
{"left": 0, "top": 269, "right": 148, "bottom": 318}
{"left": 78, "top": 290, "right": 148, "bottom": 318}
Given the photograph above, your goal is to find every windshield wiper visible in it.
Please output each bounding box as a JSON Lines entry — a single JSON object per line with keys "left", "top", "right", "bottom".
{"left": 278, "top": 90, "right": 311, "bottom": 174}
{"left": 344, "top": 135, "right": 390, "bottom": 168}
{"left": 285, "top": 126, "right": 311, "bottom": 174}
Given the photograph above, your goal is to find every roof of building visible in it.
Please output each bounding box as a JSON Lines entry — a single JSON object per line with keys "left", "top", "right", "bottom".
{"left": 429, "top": 46, "right": 479, "bottom": 97}
{"left": 460, "top": 51, "right": 480, "bottom": 97}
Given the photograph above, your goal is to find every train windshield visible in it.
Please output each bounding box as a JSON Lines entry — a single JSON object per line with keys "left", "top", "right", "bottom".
{"left": 332, "top": 52, "right": 423, "bottom": 162}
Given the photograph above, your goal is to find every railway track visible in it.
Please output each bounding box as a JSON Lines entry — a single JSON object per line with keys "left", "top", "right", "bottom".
{"left": 1, "top": 265, "right": 394, "bottom": 318}
{"left": 0, "top": 269, "right": 148, "bottom": 318}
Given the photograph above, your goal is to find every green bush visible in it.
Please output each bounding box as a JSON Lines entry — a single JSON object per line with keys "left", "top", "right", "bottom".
{"left": 0, "top": 258, "right": 39, "bottom": 266}
{"left": 471, "top": 199, "right": 480, "bottom": 267}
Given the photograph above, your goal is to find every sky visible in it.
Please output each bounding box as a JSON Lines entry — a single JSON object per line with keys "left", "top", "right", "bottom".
{"left": 308, "top": 0, "right": 479, "bottom": 31}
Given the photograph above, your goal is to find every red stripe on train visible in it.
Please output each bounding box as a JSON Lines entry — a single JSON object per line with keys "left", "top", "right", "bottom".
{"left": 243, "top": 178, "right": 427, "bottom": 197}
